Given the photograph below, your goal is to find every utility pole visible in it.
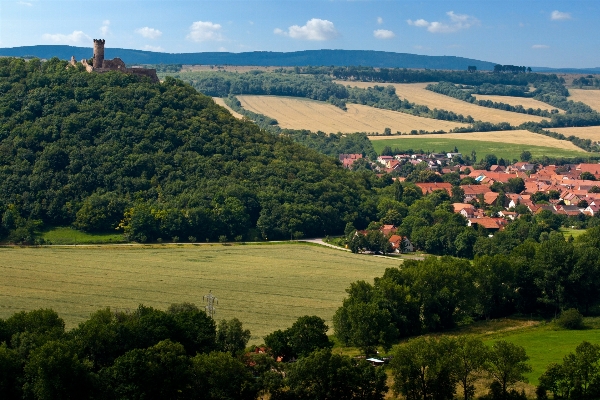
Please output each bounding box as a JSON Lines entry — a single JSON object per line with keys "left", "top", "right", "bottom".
{"left": 203, "top": 290, "right": 218, "bottom": 319}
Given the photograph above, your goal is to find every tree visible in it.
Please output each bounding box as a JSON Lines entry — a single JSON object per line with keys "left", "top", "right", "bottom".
{"left": 580, "top": 172, "right": 597, "bottom": 181}
{"left": 455, "top": 336, "right": 489, "bottom": 400}
{"left": 191, "top": 351, "right": 257, "bottom": 400}
{"left": 287, "top": 315, "right": 332, "bottom": 358}
{"left": 216, "top": 318, "right": 251, "bottom": 356}
{"left": 391, "top": 336, "right": 458, "bottom": 400}
{"left": 23, "top": 340, "right": 94, "bottom": 400}
{"left": 484, "top": 341, "right": 532, "bottom": 398}
{"left": 520, "top": 151, "right": 532, "bottom": 162}
{"left": 0, "top": 343, "right": 22, "bottom": 400}
{"left": 451, "top": 186, "right": 465, "bottom": 203}
{"left": 277, "top": 348, "right": 387, "bottom": 400}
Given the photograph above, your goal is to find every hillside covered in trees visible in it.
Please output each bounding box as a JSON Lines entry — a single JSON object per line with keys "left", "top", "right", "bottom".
{"left": 0, "top": 57, "right": 381, "bottom": 243}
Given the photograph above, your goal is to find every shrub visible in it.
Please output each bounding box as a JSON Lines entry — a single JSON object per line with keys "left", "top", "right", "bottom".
{"left": 556, "top": 308, "right": 584, "bottom": 330}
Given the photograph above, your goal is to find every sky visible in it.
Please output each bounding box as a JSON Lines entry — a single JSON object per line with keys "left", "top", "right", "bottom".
{"left": 0, "top": 0, "right": 599, "bottom": 68}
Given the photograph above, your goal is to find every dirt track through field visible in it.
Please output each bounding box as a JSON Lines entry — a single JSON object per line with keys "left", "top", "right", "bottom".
{"left": 368, "top": 129, "right": 586, "bottom": 151}
{"left": 339, "top": 82, "right": 548, "bottom": 125}
{"left": 237, "top": 95, "right": 468, "bottom": 133}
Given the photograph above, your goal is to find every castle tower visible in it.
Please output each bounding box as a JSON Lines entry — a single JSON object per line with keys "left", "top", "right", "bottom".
{"left": 93, "top": 39, "right": 105, "bottom": 68}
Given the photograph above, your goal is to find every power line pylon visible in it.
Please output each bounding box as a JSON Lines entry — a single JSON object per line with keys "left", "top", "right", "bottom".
{"left": 203, "top": 290, "right": 218, "bottom": 318}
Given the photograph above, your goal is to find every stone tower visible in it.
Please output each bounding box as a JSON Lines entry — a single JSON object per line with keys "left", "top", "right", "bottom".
{"left": 93, "top": 39, "right": 105, "bottom": 68}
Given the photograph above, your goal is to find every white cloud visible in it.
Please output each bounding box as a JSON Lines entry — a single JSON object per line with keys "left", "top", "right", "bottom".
{"left": 374, "top": 29, "right": 395, "bottom": 39}
{"left": 218, "top": 46, "right": 227, "bottom": 52}
{"left": 143, "top": 45, "right": 164, "bottom": 52}
{"left": 100, "top": 20, "right": 110, "bottom": 36}
{"left": 408, "top": 11, "right": 479, "bottom": 33}
{"left": 532, "top": 44, "right": 550, "bottom": 49}
{"left": 377, "top": 17, "right": 383, "bottom": 25}
{"left": 42, "top": 30, "right": 91, "bottom": 44}
{"left": 551, "top": 10, "right": 571, "bottom": 20}
{"left": 136, "top": 27, "right": 162, "bottom": 39}
{"left": 275, "top": 18, "right": 338, "bottom": 41}
{"left": 17, "top": 1, "right": 33, "bottom": 6}
{"left": 187, "top": 21, "right": 223, "bottom": 42}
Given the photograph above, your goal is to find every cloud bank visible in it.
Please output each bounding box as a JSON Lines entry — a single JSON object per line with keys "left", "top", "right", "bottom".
{"left": 187, "top": 21, "right": 223, "bottom": 42}
{"left": 136, "top": 27, "right": 163, "bottom": 39}
{"left": 408, "top": 11, "right": 479, "bottom": 33}
{"left": 551, "top": 11, "right": 571, "bottom": 20}
{"left": 373, "top": 29, "right": 395, "bottom": 39}
{"left": 42, "top": 30, "right": 90, "bottom": 44}
{"left": 275, "top": 18, "right": 338, "bottom": 41}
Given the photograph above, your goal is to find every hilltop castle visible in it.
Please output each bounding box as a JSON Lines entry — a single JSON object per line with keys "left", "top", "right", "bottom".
{"left": 70, "top": 39, "right": 159, "bottom": 83}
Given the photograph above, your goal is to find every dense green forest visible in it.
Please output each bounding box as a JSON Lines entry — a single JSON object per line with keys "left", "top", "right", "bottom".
{"left": 0, "top": 57, "right": 384, "bottom": 243}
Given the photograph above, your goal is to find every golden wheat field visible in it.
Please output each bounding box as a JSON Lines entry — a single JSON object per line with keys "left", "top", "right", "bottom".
{"left": 551, "top": 126, "right": 600, "bottom": 142}
{"left": 472, "top": 94, "right": 564, "bottom": 113}
{"left": 0, "top": 244, "right": 399, "bottom": 342}
{"left": 339, "top": 81, "right": 548, "bottom": 125}
{"left": 368, "top": 129, "right": 586, "bottom": 151}
{"left": 236, "top": 95, "right": 468, "bottom": 133}
{"left": 212, "top": 97, "right": 244, "bottom": 119}
{"left": 568, "top": 89, "right": 600, "bottom": 112}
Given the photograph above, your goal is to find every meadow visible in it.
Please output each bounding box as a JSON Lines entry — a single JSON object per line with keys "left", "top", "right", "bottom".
{"left": 339, "top": 82, "right": 548, "bottom": 125}
{"left": 568, "top": 88, "right": 600, "bottom": 112}
{"left": 369, "top": 131, "right": 587, "bottom": 160}
{"left": 236, "top": 95, "right": 468, "bottom": 133}
{"left": 0, "top": 244, "right": 399, "bottom": 343}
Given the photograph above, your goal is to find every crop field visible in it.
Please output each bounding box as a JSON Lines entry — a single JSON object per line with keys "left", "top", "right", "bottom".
{"left": 472, "top": 94, "right": 564, "bottom": 113}
{"left": 369, "top": 131, "right": 587, "bottom": 160}
{"left": 551, "top": 126, "right": 600, "bottom": 142}
{"left": 212, "top": 97, "right": 244, "bottom": 119}
{"left": 568, "top": 89, "right": 600, "bottom": 112}
{"left": 0, "top": 244, "right": 399, "bottom": 343}
{"left": 339, "top": 82, "right": 548, "bottom": 125}
{"left": 237, "top": 95, "right": 468, "bottom": 133}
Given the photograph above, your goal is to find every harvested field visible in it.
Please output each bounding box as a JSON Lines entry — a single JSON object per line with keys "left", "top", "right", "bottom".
{"left": 551, "top": 126, "right": 600, "bottom": 142}
{"left": 472, "top": 94, "right": 563, "bottom": 113}
{"left": 0, "top": 244, "right": 399, "bottom": 343}
{"left": 181, "top": 65, "right": 287, "bottom": 73}
{"left": 339, "top": 81, "right": 548, "bottom": 125}
{"left": 237, "top": 95, "right": 468, "bottom": 133}
{"left": 369, "top": 130, "right": 584, "bottom": 150}
{"left": 568, "top": 89, "right": 600, "bottom": 112}
{"left": 212, "top": 97, "right": 244, "bottom": 119}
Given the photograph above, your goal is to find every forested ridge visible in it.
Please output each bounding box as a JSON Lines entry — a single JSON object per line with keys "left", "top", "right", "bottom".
{"left": 0, "top": 57, "right": 380, "bottom": 242}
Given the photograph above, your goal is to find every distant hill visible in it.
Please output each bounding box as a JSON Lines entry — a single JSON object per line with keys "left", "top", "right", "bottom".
{"left": 0, "top": 45, "right": 497, "bottom": 70}
{"left": 531, "top": 66, "right": 600, "bottom": 74}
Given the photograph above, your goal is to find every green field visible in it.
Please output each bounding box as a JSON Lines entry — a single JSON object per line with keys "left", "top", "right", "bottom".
{"left": 371, "top": 137, "right": 586, "bottom": 161}
{"left": 482, "top": 323, "right": 600, "bottom": 385}
{"left": 40, "top": 227, "right": 126, "bottom": 245}
{"left": 559, "top": 227, "right": 588, "bottom": 239}
{"left": 0, "top": 244, "right": 399, "bottom": 343}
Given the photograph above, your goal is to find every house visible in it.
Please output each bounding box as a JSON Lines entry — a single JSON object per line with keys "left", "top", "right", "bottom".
{"left": 388, "top": 235, "right": 414, "bottom": 253}
{"left": 467, "top": 217, "right": 500, "bottom": 231}
{"left": 447, "top": 152, "right": 462, "bottom": 159}
{"left": 584, "top": 204, "right": 600, "bottom": 216}
{"left": 339, "top": 153, "right": 362, "bottom": 169}
{"left": 453, "top": 203, "right": 475, "bottom": 213}
{"left": 380, "top": 224, "right": 396, "bottom": 236}
{"left": 377, "top": 156, "right": 394, "bottom": 167}
{"left": 498, "top": 211, "right": 518, "bottom": 220}
{"left": 489, "top": 165, "right": 506, "bottom": 172}
{"left": 415, "top": 182, "right": 452, "bottom": 195}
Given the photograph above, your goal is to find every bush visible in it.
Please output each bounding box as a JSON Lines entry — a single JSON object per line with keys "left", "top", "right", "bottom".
{"left": 556, "top": 308, "right": 584, "bottom": 330}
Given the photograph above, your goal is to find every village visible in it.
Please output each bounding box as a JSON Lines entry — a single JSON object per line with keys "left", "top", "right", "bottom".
{"left": 340, "top": 152, "right": 600, "bottom": 253}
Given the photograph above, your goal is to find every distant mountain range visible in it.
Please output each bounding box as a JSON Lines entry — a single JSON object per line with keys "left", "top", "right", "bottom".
{"left": 0, "top": 45, "right": 498, "bottom": 70}
{"left": 1, "top": 45, "right": 597, "bottom": 73}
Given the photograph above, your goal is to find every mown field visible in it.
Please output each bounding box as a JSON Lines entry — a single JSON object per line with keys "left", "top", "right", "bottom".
{"left": 0, "top": 244, "right": 399, "bottom": 343}
{"left": 339, "top": 82, "right": 549, "bottom": 125}
{"left": 569, "top": 88, "right": 600, "bottom": 113}
{"left": 552, "top": 126, "right": 600, "bottom": 142}
{"left": 212, "top": 97, "right": 244, "bottom": 119}
{"left": 472, "top": 94, "right": 564, "bottom": 113}
{"left": 237, "top": 95, "right": 468, "bottom": 133}
{"left": 369, "top": 132, "right": 587, "bottom": 160}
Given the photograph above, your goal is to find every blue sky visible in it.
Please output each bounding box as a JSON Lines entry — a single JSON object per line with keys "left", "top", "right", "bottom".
{"left": 1, "top": 0, "right": 598, "bottom": 68}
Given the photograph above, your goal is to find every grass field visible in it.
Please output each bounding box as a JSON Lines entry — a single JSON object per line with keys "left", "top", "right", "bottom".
{"left": 212, "top": 97, "right": 244, "bottom": 119}
{"left": 40, "top": 227, "right": 126, "bottom": 245}
{"left": 551, "top": 126, "right": 600, "bottom": 142}
{"left": 369, "top": 131, "right": 587, "bottom": 160}
{"left": 0, "top": 244, "right": 399, "bottom": 343}
{"left": 237, "top": 95, "right": 468, "bottom": 133}
{"left": 339, "top": 82, "right": 548, "bottom": 125}
{"left": 472, "top": 94, "right": 564, "bottom": 113}
{"left": 569, "top": 89, "right": 600, "bottom": 113}
{"left": 559, "top": 227, "right": 588, "bottom": 239}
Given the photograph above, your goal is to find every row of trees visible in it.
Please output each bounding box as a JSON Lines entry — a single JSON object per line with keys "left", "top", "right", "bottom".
{"left": 333, "top": 227, "right": 600, "bottom": 352}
